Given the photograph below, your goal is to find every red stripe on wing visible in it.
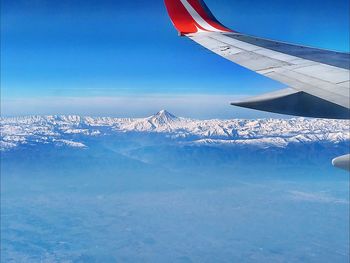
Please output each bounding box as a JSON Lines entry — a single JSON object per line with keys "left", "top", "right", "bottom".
{"left": 164, "top": 0, "right": 199, "bottom": 35}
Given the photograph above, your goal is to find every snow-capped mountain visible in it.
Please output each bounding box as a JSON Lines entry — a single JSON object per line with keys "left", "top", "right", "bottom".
{"left": 1, "top": 110, "right": 349, "bottom": 151}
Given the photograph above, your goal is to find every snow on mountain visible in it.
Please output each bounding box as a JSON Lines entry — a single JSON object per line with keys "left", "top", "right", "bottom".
{"left": 148, "top": 110, "right": 178, "bottom": 127}
{"left": 1, "top": 110, "right": 349, "bottom": 150}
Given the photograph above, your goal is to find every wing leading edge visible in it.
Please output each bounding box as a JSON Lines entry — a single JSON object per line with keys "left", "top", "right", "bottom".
{"left": 164, "top": 0, "right": 350, "bottom": 171}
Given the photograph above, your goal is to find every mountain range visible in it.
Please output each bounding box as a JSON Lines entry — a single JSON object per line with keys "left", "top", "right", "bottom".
{"left": 1, "top": 110, "right": 349, "bottom": 151}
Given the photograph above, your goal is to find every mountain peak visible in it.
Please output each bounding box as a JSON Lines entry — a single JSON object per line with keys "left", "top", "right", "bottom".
{"left": 156, "top": 110, "right": 177, "bottom": 118}
{"left": 149, "top": 110, "right": 178, "bottom": 126}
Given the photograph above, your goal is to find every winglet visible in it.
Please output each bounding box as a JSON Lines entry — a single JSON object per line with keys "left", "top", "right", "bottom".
{"left": 164, "top": 0, "right": 233, "bottom": 35}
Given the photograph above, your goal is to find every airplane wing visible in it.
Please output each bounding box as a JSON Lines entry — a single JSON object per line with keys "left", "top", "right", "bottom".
{"left": 164, "top": 0, "right": 350, "bottom": 120}
{"left": 164, "top": 0, "right": 350, "bottom": 170}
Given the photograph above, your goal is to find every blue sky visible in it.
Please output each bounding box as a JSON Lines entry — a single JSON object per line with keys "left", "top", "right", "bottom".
{"left": 1, "top": 0, "right": 349, "bottom": 118}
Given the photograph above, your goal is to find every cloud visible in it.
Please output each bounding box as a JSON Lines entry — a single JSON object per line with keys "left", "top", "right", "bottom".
{"left": 288, "top": 191, "right": 348, "bottom": 204}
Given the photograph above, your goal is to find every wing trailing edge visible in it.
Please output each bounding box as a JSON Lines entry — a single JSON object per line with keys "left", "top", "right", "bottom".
{"left": 231, "top": 88, "right": 350, "bottom": 119}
